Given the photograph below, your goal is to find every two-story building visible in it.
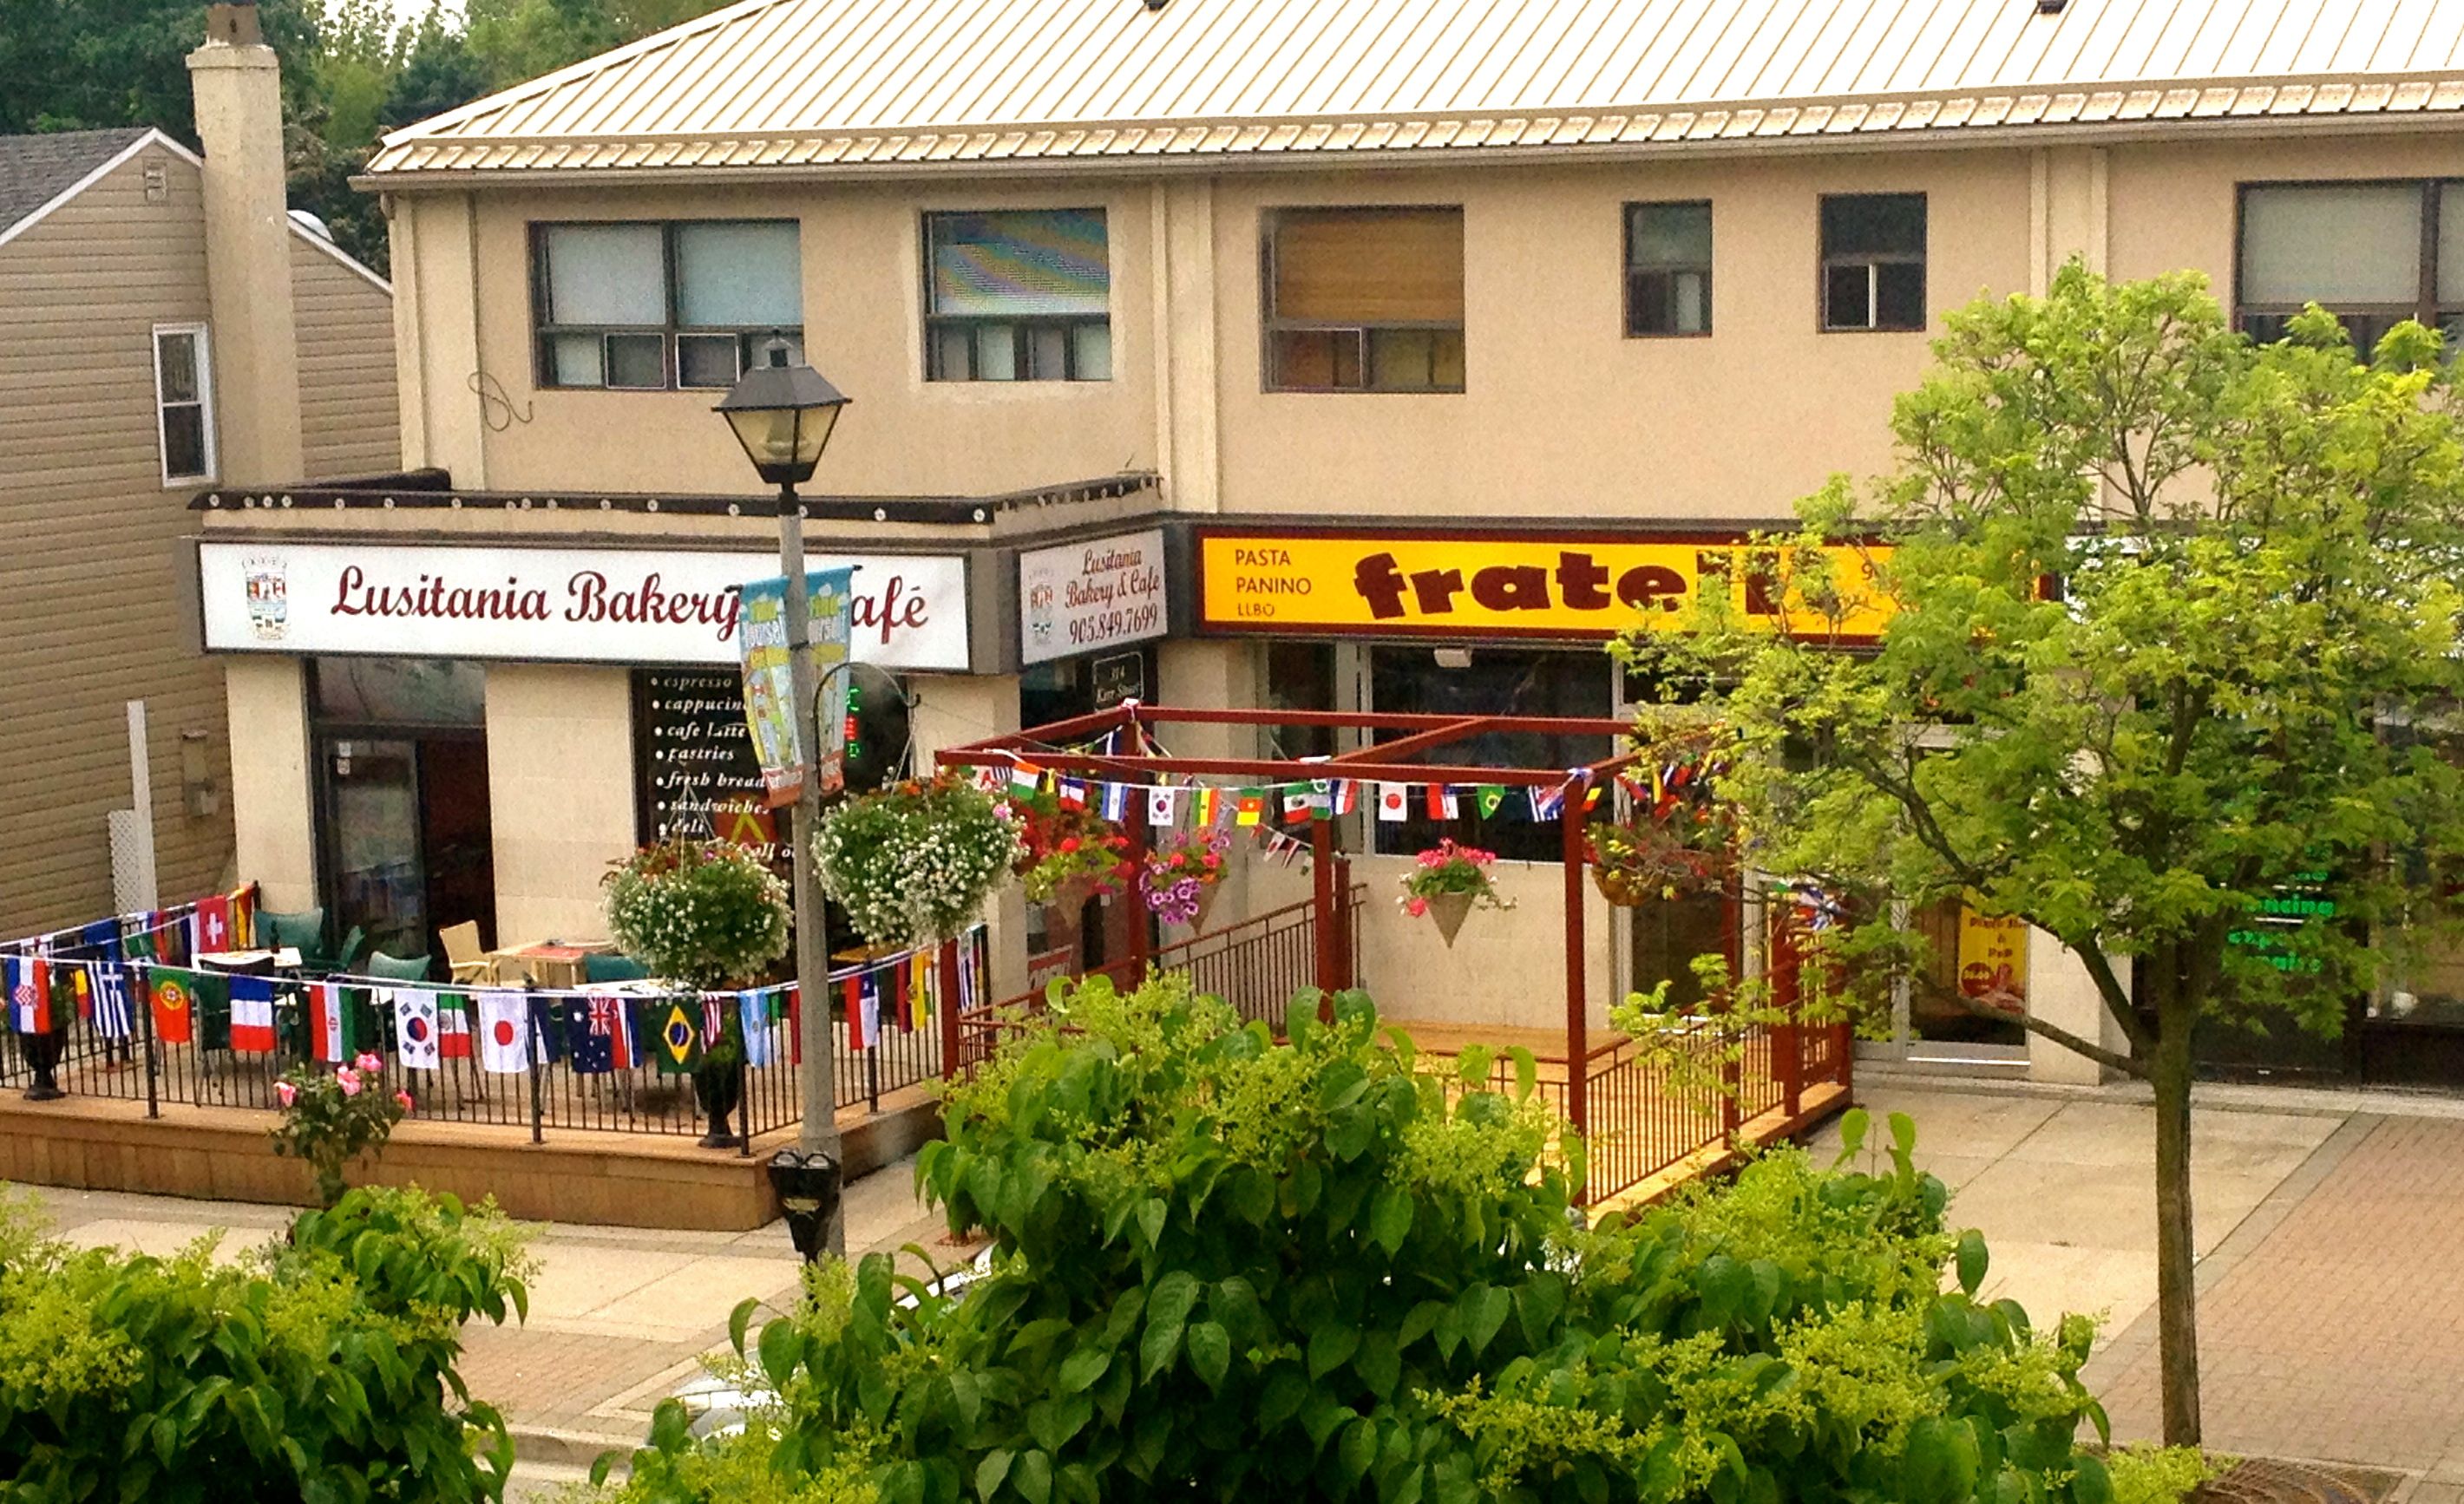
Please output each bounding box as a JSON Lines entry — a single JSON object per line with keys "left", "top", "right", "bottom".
{"left": 194, "top": 0, "right": 2464, "bottom": 1086}
{"left": 0, "top": 3, "right": 397, "bottom": 939}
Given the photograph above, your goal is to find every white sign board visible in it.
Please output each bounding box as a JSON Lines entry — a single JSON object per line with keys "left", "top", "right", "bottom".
{"left": 199, "top": 541, "right": 970, "bottom": 670}
{"left": 1017, "top": 527, "right": 1167, "bottom": 666}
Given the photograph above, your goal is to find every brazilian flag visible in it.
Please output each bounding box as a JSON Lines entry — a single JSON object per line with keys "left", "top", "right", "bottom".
{"left": 648, "top": 997, "right": 702, "bottom": 1076}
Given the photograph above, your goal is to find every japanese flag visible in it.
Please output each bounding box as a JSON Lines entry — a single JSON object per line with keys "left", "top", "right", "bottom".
{"left": 393, "top": 990, "right": 441, "bottom": 1070}
{"left": 477, "top": 991, "right": 530, "bottom": 1075}
{"left": 1378, "top": 783, "right": 1410, "bottom": 822}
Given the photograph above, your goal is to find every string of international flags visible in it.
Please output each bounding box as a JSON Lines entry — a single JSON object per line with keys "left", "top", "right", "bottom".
{"left": 980, "top": 754, "right": 1717, "bottom": 827}
{"left": 4, "top": 889, "right": 982, "bottom": 1076}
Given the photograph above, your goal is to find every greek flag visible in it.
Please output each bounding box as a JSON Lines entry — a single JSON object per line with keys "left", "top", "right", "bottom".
{"left": 90, "top": 961, "right": 134, "bottom": 1040}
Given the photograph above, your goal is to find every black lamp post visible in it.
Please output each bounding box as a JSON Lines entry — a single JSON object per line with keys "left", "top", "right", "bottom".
{"left": 718, "top": 342, "right": 852, "bottom": 1255}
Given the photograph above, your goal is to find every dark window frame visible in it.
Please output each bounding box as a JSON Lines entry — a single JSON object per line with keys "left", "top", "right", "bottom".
{"left": 921, "top": 208, "right": 1114, "bottom": 383}
{"left": 1818, "top": 192, "right": 1928, "bottom": 333}
{"left": 152, "top": 323, "right": 215, "bottom": 485}
{"left": 529, "top": 219, "right": 804, "bottom": 393}
{"left": 2232, "top": 178, "right": 2462, "bottom": 355}
{"left": 1624, "top": 199, "right": 1714, "bottom": 339}
{"left": 1261, "top": 205, "right": 1468, "bottom": 395}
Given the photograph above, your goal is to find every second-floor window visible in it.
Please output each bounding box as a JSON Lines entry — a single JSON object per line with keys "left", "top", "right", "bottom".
{"left": 1265, "top": 206, "right": 1465, "bottom": 392}
{"left": 2238, "top": 180, "right": 2464, "bottom": 354}
{"left": 531, "top": 220, "right": 803, "bottom": 391}
{"left": 1820, "top": 193, "right": 1927, "bottom": 332}
{"left": 153, "top": 324, "right": 215, "bottom": 485}
{"left": 924, "top": 209, "right": 1111, "bottom": 382}
{"left": 1626, "top": 201, "right": 1713, "bottom": 337}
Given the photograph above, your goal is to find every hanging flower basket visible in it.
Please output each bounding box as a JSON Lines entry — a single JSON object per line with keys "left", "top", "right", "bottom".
{"left": 1141, "top": 827, "right": 1230, "bottom": 929}
{"left": 1398, "top": 840, "right": 1513, "bottom": 947}
{"left": 1009, "top": 787, "right": 1135, "bottom": 904}
{"left": 603, "top": 839, "right": 792, "bottom": 989}
{"left": 1587, "top": 800, "right": 1735, "bottom": 906}
{"left": 812, "top": 772, "right": 1022, "bottom": 950}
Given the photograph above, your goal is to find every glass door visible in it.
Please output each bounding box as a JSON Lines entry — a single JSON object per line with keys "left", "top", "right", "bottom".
{"left": 321, "top": 737, "right": 426, "bottom": 961}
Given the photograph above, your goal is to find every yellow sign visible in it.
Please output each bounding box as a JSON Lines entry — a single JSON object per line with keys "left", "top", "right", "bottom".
{"left": 1956, "top": 903, "right": 2029, "bottom": 1012}
{"left": 1196, "top": 532, "right": 1893, "bottom": 639}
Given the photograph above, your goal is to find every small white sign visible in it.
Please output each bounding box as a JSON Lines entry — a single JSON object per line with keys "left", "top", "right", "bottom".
{"left": 199, "top": 541, "right": 970, "bottom": 670}
{"left": 1017, "top": 527, "right": 1167, "bottom": 666}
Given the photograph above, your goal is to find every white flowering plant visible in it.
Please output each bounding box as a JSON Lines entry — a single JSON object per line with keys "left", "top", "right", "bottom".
{"left": 603, "top": 839, "right": 792, "bottom": 990}
{"left": 813, "top": 772, "right": 1022, "bottom": 950}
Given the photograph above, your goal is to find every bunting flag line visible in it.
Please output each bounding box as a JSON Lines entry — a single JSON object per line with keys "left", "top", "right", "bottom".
{"left": 1378, "top": 783, "right": 1410, "bottom": 822}
{"left": 477, "top": 991, "right": 530, "bottom": 1075}
{"left": 227, "top": 975, "right": 278, "bottom": 1054}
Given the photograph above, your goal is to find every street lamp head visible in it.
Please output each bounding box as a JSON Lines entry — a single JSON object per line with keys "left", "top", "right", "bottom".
{"left": 716, "top": 341, "right": 850, "bottom": 489}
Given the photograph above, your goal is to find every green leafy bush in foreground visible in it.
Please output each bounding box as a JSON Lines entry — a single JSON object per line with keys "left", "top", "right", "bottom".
{"left": 0, "top": 1184, "right": 532, "bottom": 1503}
{"left": 610, "top": 974, "right": 2126, "bottom": 1504}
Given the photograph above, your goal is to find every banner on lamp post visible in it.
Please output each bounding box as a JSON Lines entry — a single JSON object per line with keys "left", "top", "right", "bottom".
{"left": 737, "top": 567, "right": 856, "bottom": 808}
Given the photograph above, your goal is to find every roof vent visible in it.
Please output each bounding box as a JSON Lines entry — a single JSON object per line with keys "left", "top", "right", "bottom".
{"left": 2035, "top": 0, "right": 2067, "bottom": 13}
{"left": 1142, "top": 0, "right": 1168, "bottom": 11}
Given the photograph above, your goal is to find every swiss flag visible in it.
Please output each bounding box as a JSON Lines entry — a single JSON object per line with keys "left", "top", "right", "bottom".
{"left": 194, "top": 893, "right": 232, "bottom": 953}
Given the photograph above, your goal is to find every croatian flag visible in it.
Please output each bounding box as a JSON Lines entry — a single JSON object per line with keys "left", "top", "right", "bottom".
{"left": 227, "top": 974, "right": 278, "bottom": 1054}
{"left": 5, "top": 955, "right": 50, "bottom": 1035}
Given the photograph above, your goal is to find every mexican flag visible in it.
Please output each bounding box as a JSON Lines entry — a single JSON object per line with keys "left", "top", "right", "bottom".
{"left": 436, "top": 992, "right": 474, "bottom": 1059}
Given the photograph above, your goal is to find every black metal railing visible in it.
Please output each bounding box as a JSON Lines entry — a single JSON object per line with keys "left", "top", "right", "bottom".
{"left": 0, "top": 926, "right": 987, "bottom": 1152}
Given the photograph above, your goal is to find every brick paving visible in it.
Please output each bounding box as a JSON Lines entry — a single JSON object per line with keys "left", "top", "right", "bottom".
{"left": 2086, "top": 1116, "right": 2464, "bottom": 1488}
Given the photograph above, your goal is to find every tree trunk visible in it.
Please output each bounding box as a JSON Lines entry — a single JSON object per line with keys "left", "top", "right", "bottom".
{"left": 2151, "top": 1018, "right": 2202, "bottom": 1447}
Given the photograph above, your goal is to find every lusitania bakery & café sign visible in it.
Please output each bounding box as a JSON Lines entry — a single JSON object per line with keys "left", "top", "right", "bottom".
{"left": 1196, "top": 528, "right": 1893, "bottom": 641}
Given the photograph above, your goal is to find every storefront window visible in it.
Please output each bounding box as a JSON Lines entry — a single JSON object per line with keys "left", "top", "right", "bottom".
{"left": 1263, "top": 642, "right": 1339, "bottom": 761}
{"left": 1367, "top": 645, "right": 1611, "bottom": 861}
{"left": 310, "top": 657, "right": 484, "bottom": 726}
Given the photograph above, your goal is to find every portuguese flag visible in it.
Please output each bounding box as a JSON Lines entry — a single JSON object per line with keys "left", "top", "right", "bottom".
{"left": 149, "top": 968, "right": 195, "bottom": 1045}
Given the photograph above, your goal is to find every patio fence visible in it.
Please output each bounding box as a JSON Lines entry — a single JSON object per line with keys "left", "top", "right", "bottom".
{"left": 0, "top": 926, "right": 986, "bottom": 1153}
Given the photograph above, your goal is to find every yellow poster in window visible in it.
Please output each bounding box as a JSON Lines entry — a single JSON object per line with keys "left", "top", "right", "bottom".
{"left": 1956, "top": 901, "right": 2029, "bottom": 1014}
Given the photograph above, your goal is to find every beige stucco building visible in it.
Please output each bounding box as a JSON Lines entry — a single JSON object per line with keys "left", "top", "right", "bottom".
{"left": 194, "top": 0, "right": 2464, "bottom": 1085}
{"left": 0, "top": 16, "right": 396, "bottom": 942}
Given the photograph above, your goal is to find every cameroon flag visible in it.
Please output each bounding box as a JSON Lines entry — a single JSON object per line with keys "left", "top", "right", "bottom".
{"left": 649, "top": 997, "right": 702, "bottom": 1075}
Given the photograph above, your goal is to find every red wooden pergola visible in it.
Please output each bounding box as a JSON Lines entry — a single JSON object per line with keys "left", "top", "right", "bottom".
{"left": 936, "top": 702, "right": 1648, "bottom": 1130}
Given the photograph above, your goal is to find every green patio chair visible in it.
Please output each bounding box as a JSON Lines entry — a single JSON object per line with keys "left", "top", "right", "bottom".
{"left": 333, "top": 925, "right": 367, "bottom": 974}
{"left": 584, "top": 952, "right": 650, "bottom": 984}
{"left": 256, "top": 907, "right": 328, "bottom": 965}
{"left": 365, "top": 950, "right": 432, "bottom": 984}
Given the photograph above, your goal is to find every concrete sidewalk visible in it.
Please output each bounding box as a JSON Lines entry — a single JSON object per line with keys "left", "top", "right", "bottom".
{"left": 1816, "top": 1079, "right": 2464, "bottom": 1502}
{"left": 22, "top": 1155, "right": 970, "bottom": 1469}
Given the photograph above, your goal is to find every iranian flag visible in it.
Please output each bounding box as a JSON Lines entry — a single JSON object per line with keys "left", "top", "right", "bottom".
{"left": 306, "top": 982, "right": 350, "bottom": 1063}
{"left": 436, "top": 993, "right": 474, "bottom": 1059}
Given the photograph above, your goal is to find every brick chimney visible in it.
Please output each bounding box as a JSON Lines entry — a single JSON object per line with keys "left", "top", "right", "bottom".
{"left": 187, "top": 1, "right": 304, "bottom": 485}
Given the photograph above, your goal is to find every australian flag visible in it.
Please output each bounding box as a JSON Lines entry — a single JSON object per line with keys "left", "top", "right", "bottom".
{"left": 567, "top": 996, "right": 636, "bottom": 1075}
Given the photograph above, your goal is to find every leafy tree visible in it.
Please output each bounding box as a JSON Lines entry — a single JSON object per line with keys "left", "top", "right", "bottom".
{"left": 603, "top": 974, "right": 2128, "bottom": 1504}
{"left": 0, "top": 0, "right": 319, "bottom": 135}
{"left": 0, "top": 1184, "right": 532, "bottom": 1501}
{"left": 1614, "top": 267, "right": 2464, "bottom": 1446}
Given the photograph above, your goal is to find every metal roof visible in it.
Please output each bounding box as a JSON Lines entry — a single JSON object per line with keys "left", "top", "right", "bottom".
{"left": 368, "top": 0, "right": 2464, "bottom": 183}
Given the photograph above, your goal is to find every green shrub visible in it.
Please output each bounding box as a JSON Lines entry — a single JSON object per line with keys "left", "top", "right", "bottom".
{"left": 2107, "top": 1446, "right": 2218, "bottom": 1504}
{"left": 601, "top": 975, "right": 2114, "bottom": 1504}
{"left": 0, "top": 1184, "right": 532, "bottom": 1503}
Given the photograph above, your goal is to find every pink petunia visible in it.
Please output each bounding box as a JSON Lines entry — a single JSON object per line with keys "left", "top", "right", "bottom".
{"left": 275, "top": 1080, "right": 298, "bottom": 1108}
{"left": 394, "top": 1090, "right": 414, "bottom": 1114}
{"left": 354, "top": 1051, "right": 384, "bottom": 1074}
{"left": 336, "top": 1069, "right": 362, "bottom": 1097}
{"left": 1406, "top": 897, "right": 1428, "bottom": 918}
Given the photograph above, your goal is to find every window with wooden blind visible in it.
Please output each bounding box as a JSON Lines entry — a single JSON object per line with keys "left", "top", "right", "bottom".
{"left": 1264, "top": 206, "right": 1465, "bottom": 392}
